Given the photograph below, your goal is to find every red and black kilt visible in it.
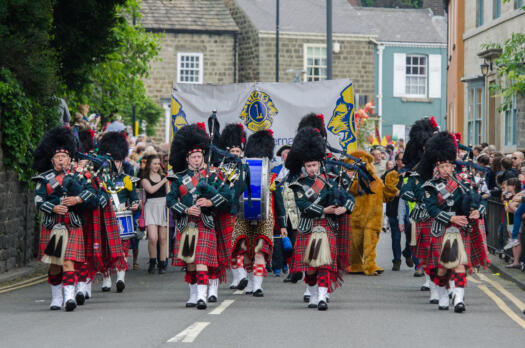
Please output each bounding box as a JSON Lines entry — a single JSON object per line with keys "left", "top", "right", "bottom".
{"left": 38, "top": 215, "right": 85, "bottom": 263}
{"left": 414, "top": 219, "right": 433, "bottom": 267}
{"left": 425, "top": 225, "right": 472, "bottom": 270}
{"left": 172, "top": 216, "right": 218, "bottom": 268}
{"left": 290, "top": 218, "right": 341, "bottom": 290}
{"left": 214, "top": 212, "right": 235, "bottom": 282}
{"left": 336, "top": 215, "right": 351, "bottom": 272}
{"left": 469, "top": 219, "right": 490, "bottom": 269}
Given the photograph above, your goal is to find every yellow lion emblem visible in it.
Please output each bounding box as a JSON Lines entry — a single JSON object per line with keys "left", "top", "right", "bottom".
{"left": 327, "top": 83, "right": 357, "bottom": 153}
{"left": 171, "top": 96, "right": 188, "bottom": 136}
{"left": 240, "top": 91, "right": 278, "bottom": 132}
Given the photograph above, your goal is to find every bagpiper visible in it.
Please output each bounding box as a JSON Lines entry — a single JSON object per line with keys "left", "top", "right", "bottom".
{"left": 167, "top": 124, "right": 231, "bottom": 309}
{"left": 286, "top": 127, "right": 355, "bottom": 310}
{"left": 32, "top": 127, "right": 98, "bottom": 311}
{"left": 98, "top": 131, "right": 140, "bottom": 293}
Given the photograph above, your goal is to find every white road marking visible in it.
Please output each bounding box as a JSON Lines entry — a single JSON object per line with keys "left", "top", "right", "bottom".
{"left": 233, "top": 290, "right": 244, "bottom": 295}
{"left": 167, "top": 322, "right": 210, "bottom": 343}
{"left": 209, "top": 299, "right": 234, "bottom": 315}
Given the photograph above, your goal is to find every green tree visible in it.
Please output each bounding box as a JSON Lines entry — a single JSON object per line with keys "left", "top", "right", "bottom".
{"left": 65, "top": 0, "right": 163, "bottom": 136}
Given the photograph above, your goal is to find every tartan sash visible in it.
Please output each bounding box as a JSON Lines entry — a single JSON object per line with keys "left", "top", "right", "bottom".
{"left": 178, "top": 169, "right": 206, "bottom": 198}
{"left": 302, "top": 175, "right": 326, "bottom": 203}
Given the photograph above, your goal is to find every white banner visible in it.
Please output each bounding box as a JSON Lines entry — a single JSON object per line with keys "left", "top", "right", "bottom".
{"left": 170, "top": 79, "right": 357, "bottom": 153}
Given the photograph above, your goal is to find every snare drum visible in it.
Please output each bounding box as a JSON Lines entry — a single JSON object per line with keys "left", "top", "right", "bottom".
{"left": 116, "top": 210, "right": 136, "bottom": 240}
{"left": 241, "top": 157, "right": 270, "bottom": 221}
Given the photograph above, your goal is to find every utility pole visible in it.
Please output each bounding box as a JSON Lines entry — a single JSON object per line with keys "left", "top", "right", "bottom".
{"left": 276, "top": 0, "right": 280, "bottom": 82}
{"left": 132, "top": 13, "right": 137, "bottom": 136}
{"left": 326, "top": 0, "right": 333, "bottom": 80}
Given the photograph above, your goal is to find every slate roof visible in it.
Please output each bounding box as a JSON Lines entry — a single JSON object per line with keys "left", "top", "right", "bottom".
{"left": 140, "top": 0, "right": 239, "bottom": 33}
{"left": 235, "top": 0, "right": 446, "bottom": 43}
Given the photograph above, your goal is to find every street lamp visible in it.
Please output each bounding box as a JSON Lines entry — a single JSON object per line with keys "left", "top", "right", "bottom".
{"left": 480, "top": 60, "right": 489, "bottom": 76}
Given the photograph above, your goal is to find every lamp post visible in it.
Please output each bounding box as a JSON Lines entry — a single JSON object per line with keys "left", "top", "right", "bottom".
{"left": 276, "top": 0, "right": 280, "bottom": 82}
{"left": 326, "top": 0, "right": 333, "bottom": 80}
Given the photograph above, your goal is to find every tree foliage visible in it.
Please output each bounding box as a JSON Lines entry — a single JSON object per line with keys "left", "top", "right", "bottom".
{"left": 64, "top": 0, "right": 163, "bottom": 136}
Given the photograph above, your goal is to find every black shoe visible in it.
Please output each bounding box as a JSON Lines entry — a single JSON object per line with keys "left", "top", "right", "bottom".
{"left": 85, "top": 293, "right": 90, "bottom": 300}
{"left": 318, "top": 301, "right": 328, "bottom": 311}
{"left": 405, "top": 257, "right": 414, "bottom": 268}
{"left": 245, "top": 290, "right": 253, "bottom": 295}
{"left": 303, "top": 295, "right": 310, "bottom": 303}
{"left": 230, "top": 284, "right": 238, "bottom": 290}
{"left": 253, "top": 289, "right": 264, "bottom": 297}
{"left": 237, "top": 278, "right": 248, "bottom": 290}
{"left": 392, "top": 261, "right": 401, "bottom": 271}
{"left": 326, "top": 297, "right": 330, "bottom": 303}
{"left": 158, "top": 265, "right": 166, "bottom": 274}
{"left": 101, "top": 287, "right": 111, "bottom": 292}
{"left": 196, "top": 300, "right": 207, "bottom": 310}
{"left": 430, "top": 299, "right": 439, "bottom": 304}
{"left": 414, "top": 269, "right": 425, "bottom": 277}
{"left": 454, "top": 302, "right": 466, "bottom": 313}
{"left": 308, "top": 303, "right": 317, "bottom": 309}
{"left": 290, "top": 272, "right": 303, "bottom": 284}
{"left": 186, "top": 302, "right": 196, "bottom": 308}
{"left": 148, "top": 262, "right": 156, "bottom": 274}
{"left": 50, "top": 305, "right": 61, "bottom": 311}
{"left": 208, "top": 295, "right": 217, "bottom": 303}
{"left": 75, "top": 292, "right": 85, "bottom": 306}
{"left": 438, "top": 305, "right": 449, "bottom": 310}
{"left": 65, "top": 300, "right": 77, "bottom": 312}
{"left": 116, "top": 280, "right": 125, "bottom": 293}
{"left": 420, "top": 285, "right": 430, "bottom": 291}
{"left": 283, "top": 274, "right": 293, "bottom": 283}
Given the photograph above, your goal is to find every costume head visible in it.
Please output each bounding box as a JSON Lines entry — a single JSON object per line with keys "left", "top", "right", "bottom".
{"left": 78, "top": 129, "right": 95, "bottom": 154}
{"left": 32, "top": 127, "right": 77, "bottom": 173}
{"left": 169, "top": 124, "right": 210, "bottom": 173}
{"left": 298, "top": 113, "right": 327, "bottom": 139}
{"left": 285, "top": 127, "right": 326, "bottom": 176}
{"left": 244, "top": 130, "right": 275, "bottom": 158}
{"left": 219, "top": 123, "right": 246, "bottom": 151}
{"left": 98, "top": 131, "right": 128, "bottom": 161}
{"left": 403, "top": 116, "right": 439, "bottom": 169}
{"left": 276, "top": 144, "right": 291, "bottom": 157}
{"left": 417, "top": 131, "right": 457, "bottom": 181}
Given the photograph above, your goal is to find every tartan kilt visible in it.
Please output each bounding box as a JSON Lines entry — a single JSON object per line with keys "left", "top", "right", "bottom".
{"left": 290, "top": 218, "right": 341, "bottom": 290}
{"left": 38, "top": 215, "right": 85, "bottom": 263}
{"left": 426, "top": 225, "right": 471, "bottom": 270}
{"left": 336, "top": 215, "right": 351, "bottom": 272}
{"left": 414, "top": 219, "right": 433, "bottom": 266}
{"left": 214, "top": 212, "right": 235, "bottom": 282}
{"left": 172, "top": 216, "right": 218, "bottom": 268}
{"left": 469, "top": 219, "right": 490, "bottom": 269}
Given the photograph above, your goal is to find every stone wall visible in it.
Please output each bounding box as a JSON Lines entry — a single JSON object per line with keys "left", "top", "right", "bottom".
{"left": 0, "top": 132, "right": 37, "bottom": 273}
{"left": 258, "top": 34, "right": 376, "bottom": 97}
{"left": 143, "top": 31, "right": 237, "bottom": 141}
{"left": 517, "top": 93, "right": 525, "bottom": 151}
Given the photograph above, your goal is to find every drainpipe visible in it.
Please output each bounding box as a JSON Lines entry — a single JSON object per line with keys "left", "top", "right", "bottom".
{"left": 377, "top": 43, "right": 385, "bottom": 138}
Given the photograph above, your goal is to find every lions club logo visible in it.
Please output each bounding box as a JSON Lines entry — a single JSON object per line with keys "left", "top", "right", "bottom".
{"left": 327, "top": 83, "right": 356, "bottom": 153}
{"left": 240, "top": 91, "right": 278, "bottom": 132}
{"left": 171, "top": 96, "right": 188, "bottom": 135}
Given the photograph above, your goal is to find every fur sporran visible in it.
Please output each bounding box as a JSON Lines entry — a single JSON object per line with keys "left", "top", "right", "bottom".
{"left": 303, "top": 225, "right": 332, "bottom": 267}
{"left": 178, "top": 222, "right": 199, "bottom": 264}
{"left": 409, "top": 219, "right": 417, "bottom": 247}
{"left": 439, "top": 226, "right": 467, "bottom": 269}
{"left": 42, "top": 224, "right": 69, "bottom": 265}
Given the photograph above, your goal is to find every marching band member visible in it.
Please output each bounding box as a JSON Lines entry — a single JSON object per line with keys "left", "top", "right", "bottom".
{"left": 231, "top": 130, "right": 287, "bottom": 297}
{"left": 32, "top": 127, "right": 98, "bottom": 311}
{"left": 167, "top": 124, "right": 231, "bottom": 309}
{"left": 419, "top": 132, "right": 489, "bottom": 313}
{"left": 286, "top": 127, "right": 354, "bottom": 310}
{"left": 98, "top": 132, "right": 140, "bottom": 293}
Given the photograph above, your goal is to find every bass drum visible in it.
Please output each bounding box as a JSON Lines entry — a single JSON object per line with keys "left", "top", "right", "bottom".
{"left": 240, "top": 157, "right": 270, "bottom": 221}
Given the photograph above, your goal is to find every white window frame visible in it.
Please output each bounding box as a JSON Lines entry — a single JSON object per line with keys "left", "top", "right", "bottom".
{"left": 303, "top": 44, "right": 327, "bottom": 82}
{"left": 177, "top": 52, "right": 203, "bottom": 84}
{"left": 405, "top": 54, "right": 427, "bottom": 98}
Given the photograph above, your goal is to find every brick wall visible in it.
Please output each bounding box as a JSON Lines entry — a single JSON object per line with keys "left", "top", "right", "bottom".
{"left": 0, "top": 132, "right": 37, "bottom": 273}
{"left": 257, "top": 34, "right": 376, "bottom": 97}
{"left": 143, "top": 31, "right": 237, "bottom": 141}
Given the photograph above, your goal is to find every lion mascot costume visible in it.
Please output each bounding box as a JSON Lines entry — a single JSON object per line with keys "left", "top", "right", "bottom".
{"left": 345, "top": 150, "right": 399, "bottom": 276}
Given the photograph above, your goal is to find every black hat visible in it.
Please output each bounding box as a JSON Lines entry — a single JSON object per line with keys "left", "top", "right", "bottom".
{"left": 276, "top": 144, "right": 291, "bottom": 157}
{"left": 403, "top": 117, "right": 439, "bottom": 169}
{"left": 32, "top": 127, "right": 77, "bottom": 173}
{"left": 298, "top": 113, "right": 327, "bottom": 139}
{"left": 169, "top": 124, "right": 210, "bottom": 173}
{"left": 98, "top": 132, "right": 129, "bottom": 161}
{"left": 78, "top": 129, "right": 95, "bottom": 154}
{"left": 219, "top": 123, "right": 246, "bottom": 151}
{"left": 285, "top": 127, "right": 326, "bottom": 176}
{"left": 417, "top": 131, "right": 457, "bottom": 181}
{"left": 244, "top": 130, "right": 274, "bottom": 158}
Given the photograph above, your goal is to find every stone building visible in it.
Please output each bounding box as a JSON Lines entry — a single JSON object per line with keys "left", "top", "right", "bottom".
{"left": 448, "top": 0, "right": 524, "bottom": 150}
{"left": 140, "top": 0, "right": 239, "bottom": 142}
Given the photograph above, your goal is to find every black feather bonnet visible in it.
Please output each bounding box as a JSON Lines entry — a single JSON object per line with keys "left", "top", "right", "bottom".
{"left": 32, "top": 127, "right": 77, "bottom": 173}
{"left": 169, "top": 124, "right": 210, "bottom": 173}
{"left": 285, "top": 127, "right": 326, "bottom": 176}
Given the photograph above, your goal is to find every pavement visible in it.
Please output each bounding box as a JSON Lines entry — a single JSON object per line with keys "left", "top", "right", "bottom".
{"left": 1, "top": 232, "right": 525, "bottom": 348}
